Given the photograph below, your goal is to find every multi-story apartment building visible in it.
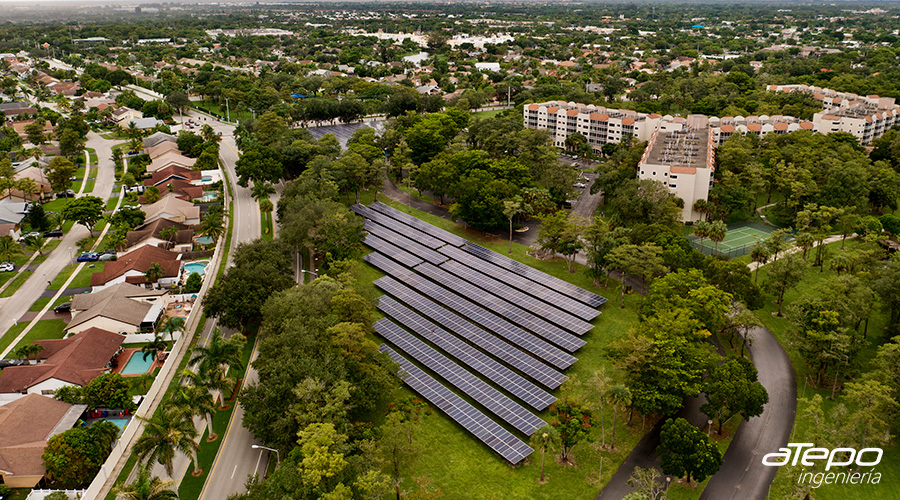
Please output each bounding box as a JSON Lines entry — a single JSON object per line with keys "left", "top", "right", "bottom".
{"left": 636, "top": 115, "right": 716, "bottom": 222}
{"left": 524, "top": 86, "right": 900, "bottom": 221}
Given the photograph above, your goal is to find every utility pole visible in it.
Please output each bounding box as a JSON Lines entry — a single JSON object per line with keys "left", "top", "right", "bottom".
{"left": 225, "top": 97, "right": 230, "bottom": 123}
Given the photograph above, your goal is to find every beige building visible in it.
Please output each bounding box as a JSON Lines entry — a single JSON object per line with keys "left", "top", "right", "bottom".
{"left": 637, "top": 115, "right": 716, "bottom": 222}
{"left": 524, "top": 101, "right": 662, "bottom": 152}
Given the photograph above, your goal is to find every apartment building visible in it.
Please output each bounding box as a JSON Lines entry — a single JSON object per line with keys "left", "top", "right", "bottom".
{"left": 524, "top": 101, "right": 661, "bottom": 151}
{"left": 636, "top": 115, "right": 716, "bottom": 222}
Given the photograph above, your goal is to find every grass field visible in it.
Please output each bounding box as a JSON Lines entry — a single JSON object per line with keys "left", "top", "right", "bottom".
{"left": 2, "top": 319, "right": 67, "bottom": 358}
{"left": 372, "top": 193, "right": 658, "bottom": 500}
{"left": 752, "top": 238, "right": 899, "bottom": 500}
{"left": 472, "top": 108, "right": 508, "bottom": 120}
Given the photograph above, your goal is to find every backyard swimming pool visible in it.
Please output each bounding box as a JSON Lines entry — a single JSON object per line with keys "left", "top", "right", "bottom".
{"left": 121, "top": 352, "right": 154, "bottom": 375}
{"left": 183, "top": 261, "right": 208, "bottom": 276}
{"left": 104, "top": 417, "right": 131, "bottom": 430}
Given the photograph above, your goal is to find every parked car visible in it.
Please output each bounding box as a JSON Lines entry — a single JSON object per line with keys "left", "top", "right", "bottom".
{"left": 98, "top": 253, "right": 117, "bottom": 261}
{"left": 0, "top": 262, "right": 14, "bottom": 272}
{"left": 56, "top": 189, "right": 76, "bottom": 199}
{"left": 76, "top": 252, "right": 99, "bottom": 262}
{"left": 0, "top": 359, "right": 28, "bottom": 369}
{"left": 43, "top": 229, "right": 63, "bottom": 238}
{"left": 573, "top": 182, "right": 586, "bottom": 189}
{"left": 18, "top": 231, "right": 40, "bottom": 242}
{"left": 54, "top": 302, "right": 72, "bottom": 313}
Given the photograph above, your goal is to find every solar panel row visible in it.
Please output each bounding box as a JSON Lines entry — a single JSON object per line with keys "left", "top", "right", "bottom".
{"left": 370, "top": 256, "right": 576, "bottom": 370}
{"left": 365, "top": 220, "right": 448, "bottom": 265}
{"left": 358, "top": 206, "right": 447, "bottom": 249}
{"left": 370, "top": 201, "right": 469, "bottom": 247}
{"left": 374, "top": 275, "right": 567, "bottom": 389}
{"left": 414, "top": 262, "right": 586, "bottom": 352}
{"left": 464, "top": 243, "right": 608, "bottom": 307}
{"left": 379, "top": 295, "right": 556, "bottom": 410}
{"left": 439, "top": 245, "right": 601, "bottom": 321}
{"left": 379, "top": 345, "right": 534, "bottom": 464}
{"left": 363, "top": 234, "right": 423, "bottom": 268}
{"left": 376, "top": 318, "right": 546, "bottom": 434}
{"left": 440, "top": 260, "right": 594, "bottom": 335}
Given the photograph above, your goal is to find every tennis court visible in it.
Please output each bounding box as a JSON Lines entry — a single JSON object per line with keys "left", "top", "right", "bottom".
{"left": 689, "top": 224, "right": 775, "bottom": 257}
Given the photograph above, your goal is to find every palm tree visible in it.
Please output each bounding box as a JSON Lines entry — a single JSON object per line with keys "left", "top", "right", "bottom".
{"left": 24, "top": 234, "right": 46, "bottom": 256}
{"left": 250, "top": 180, "right": 275, "bottom": 202}
{"left": 199, "top": 212, "right": 226, "bottom": 242}
{"left": 750, "top": 243, "right": 769, "bottom": 284}
{"left": 171, "top": 384, "right": 217, "bottom": 441}
{"left": 133, "top": 403, "right": 200, "bottom": 477}
{"left": 161, "top": 316, "right": 185, "bottom": 342}
{"left": 106, "top": 227, "right": 128, "bottom": 252}
{"left": 113, "top": 465, "right": 179, "bottom": 500}
{"left": 0, "top": 236, "right": 22, "bottom": 263}
{"left": 17, "top": 178, "right": 39, "bottom": 202}
{"left": 259, "top": 198, "right": 273, "bottom": 234}
{"left": 142, "top": 332, "right": 167, "bottom": 363}
{"left": 14, "top": 343, "right": 44, "bottom": 361}
{"left": 189, "top": 328, "right": 246, "bottom": 408}
{"left": 145, "top": 262, "right": 165, "bottom": 286}
{"left": 528, "top": 425, "right": 559, "bottom": 483}
{"left": 606, "top": 384, "right": 632, "bottom": 450}
{"left": 692, "top": 220, "right": 711, "bottom": 254}
{"left": 159, "top": 226, "right": 179, "bottom": 250}
{"left": 708, "top": 221, "right": 728, "bottom": 254}
{"left": 182, "top": 367, "right": 232, "bottom": 410}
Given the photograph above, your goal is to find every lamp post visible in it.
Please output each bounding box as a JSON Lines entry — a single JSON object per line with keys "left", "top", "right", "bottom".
{"left": 300, "top": 269, "right": 319, "bottom": 283}
{"left": 224, "top": 96, "right": 230, "bottom": 123}
{"left": 251, "top": 444, "right": 280, "bottom": 464}
{"left": 707, "top": 419, "right": 713, "bottom": 437}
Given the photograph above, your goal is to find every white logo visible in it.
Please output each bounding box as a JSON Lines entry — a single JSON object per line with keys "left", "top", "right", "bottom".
{"left": 762, "top": 443, "right": 883, "bottom": 489}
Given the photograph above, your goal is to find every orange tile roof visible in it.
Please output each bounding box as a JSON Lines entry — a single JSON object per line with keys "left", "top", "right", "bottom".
{"left": 670, "top": 166, "right": 697, "bottom": 174}
{"left": 566, "top": 109, "right": 579, "bottom": 117}
{"left": 800, "top": 122, "right": 814, "bottom": 130}
{"left": 622, "top": 117, "right": 635, "bottom": 126}
{"left": 774, "top": 122, "right": 788, "bottom": 131}
{"left": 720, "top": 124, "right": 735, "bottom": 133}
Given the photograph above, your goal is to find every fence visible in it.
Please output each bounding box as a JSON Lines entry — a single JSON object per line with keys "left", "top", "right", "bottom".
{"left": 81, "top": 219, "right": 226, "bottom": 500}
{"left": 26, "top": 490, "right": 84, "bottom": 500}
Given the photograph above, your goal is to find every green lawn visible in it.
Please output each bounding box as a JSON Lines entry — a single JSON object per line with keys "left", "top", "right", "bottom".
{"left": 472, "top": 108, "right": 507, "bottom": 120}
{"left": 260, "top": 210, "right": 273, "bottom": 241}
{"left": 372, "top": 194, "right": 650, "bottom": 500}
{"left": 197, "top": 101, "right": 250, "bottom": 123}
{"left": 3, "top": 319, "right": 67, "bottom": 358}
{"left": 752, "top": 238, "right": 899, "bottom": 500}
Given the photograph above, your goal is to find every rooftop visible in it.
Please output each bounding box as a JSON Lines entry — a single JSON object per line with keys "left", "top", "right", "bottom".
{"left": 645, "top": 127, "right": 712, "bottom": 169}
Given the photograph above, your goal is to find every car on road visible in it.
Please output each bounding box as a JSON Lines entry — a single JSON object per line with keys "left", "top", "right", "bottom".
{"left": 56, "top": 189, "right": 76, "bottom": 199}
{"left": 0, "top": 262, "right": 14, "bottom": 272}
{"left": 43, "top": 229, "right": 63, "bottom": 238}
{"left": 76, "top": 252, "right": 99, "bottom": 262}
{"left": 573, "top": 182, "right": 586, "bottom": 189}
{"left": 54, "top": 302, "right": 72, "bottom": 313}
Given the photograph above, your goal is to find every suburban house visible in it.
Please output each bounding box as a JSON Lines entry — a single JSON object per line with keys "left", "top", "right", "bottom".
{"left": 0, "top": 395, "right": 83, "bottom": 488}
{"left": 123, "top": 117, "right": 163, "bottom": 130}
{"left": 89, "top": 245, "right": 181, "bottom": 291}
{"left": 146, "top": 140, "right": 181, "bottom": 159}
{"left": 143, "top": 131, "right": 176, "bottom": 149}
{"left": 148, "top": 150, "right": 196, "bottom": 172}
{"left": 12, "top": 159, "right": 53, "bottom": 201}
{"left": 141, "top": 193, "right": 201, "bottom": 225}
{"left": 125, "top": 218, "right": 194, "bottom": 254}
{"left": 67, "top": 286, "right": 165, "bottom": 334}
{"left": 0, "top": 101, "right": 37, "bottom": 120}
{"left": 0, "top": 328, "right": 123, "bottom": 395}
{"left": 113, "top": 106, "right": 143, "bottom": 125}
{"left": 0, "top": 199, "right": 26, "bottom": 227}
{"left": 145, "top": 165, "right": 202, "bottom": 189}
{"left": 142, "top": 178, "right": 202, "bottom": 202}
{"left": 11, "top": 120, "right": 54, "bottom": 142}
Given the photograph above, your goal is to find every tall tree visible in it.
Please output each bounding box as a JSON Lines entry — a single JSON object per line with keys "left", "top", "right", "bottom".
{"left": 112, "top": 465, "right": 179, "bottom": 500}
{"left": 657, "top": 417, "right": 722, "bottom": 485}
{"left": 764, "top": 254, "right": 808, "bottom": 316}
{"left": 133, "top": 403, "right": 200, "bottom": 477}
{"left": 606, "top": 384, "right": 632, "bottom": 450}
{"left": 528, "top": 425, "right": 560, "bottom": 483}
{"left": 701, "top": 357, "right": 769, "bottom": 434}
{"left": 46, "top": 156, "right": 77, "bottom": 193}
{"left": 62, "top": 195, "right": 104, "bottom": 236}
{"left": 707, "top": 220, "right": 728, "bottom": 254}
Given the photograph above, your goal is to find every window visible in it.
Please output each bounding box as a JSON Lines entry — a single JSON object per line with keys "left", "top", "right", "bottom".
{"left": 670, "top": 174, "right": 678, "bottom": 179}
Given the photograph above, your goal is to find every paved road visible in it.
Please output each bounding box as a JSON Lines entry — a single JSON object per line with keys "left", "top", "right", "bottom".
{"left": 699, "top": 325, "right": 796, "bottom": 500}
{"left": 0, "top": 131, "right": 117, "bottom": 339}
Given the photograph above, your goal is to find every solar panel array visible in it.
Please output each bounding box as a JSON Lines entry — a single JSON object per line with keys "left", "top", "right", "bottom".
{"left": 374, "top": 275, "right": 567, "bottom": 389}
{"left": 354, "top": 203, "right": 606, "bottom": 464}
{"left": 439, "top": 245, "right": 601, "bottom": 321}
{"left": 369, "top": 201, "right": 469, "bottom": 247}
{"left": 464, "top": 243, "right": 608, "bottom": 307}
{"left": 365, "top": 220, "right": 447, "bottom": 265}
{"left": 379, "top": 295, "right": 555, "bottom": 410}
{"left": 414, "top": 262, "right": 586, "bottom": 353}
{"left": 379, "top": 345, "right": 534, "bottom": 464}
{"left": 375, "top": 318, "right": 546, "bottom": 434}
{"left": 440, "top": 259, "right": 594, "bottom": 335}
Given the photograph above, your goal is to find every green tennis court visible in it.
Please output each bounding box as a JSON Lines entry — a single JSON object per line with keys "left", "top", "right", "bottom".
{"left": 690, "top": 224, "right": 775, "bottom": 257}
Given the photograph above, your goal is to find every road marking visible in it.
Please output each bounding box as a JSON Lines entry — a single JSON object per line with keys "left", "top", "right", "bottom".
{"left": 254, "top": 450, "right": 262, "bottom": 478}
{"left": 231, "top": 464, "right": 238, "bottom": 479}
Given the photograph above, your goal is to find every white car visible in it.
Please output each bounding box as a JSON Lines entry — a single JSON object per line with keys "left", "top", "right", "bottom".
{"left": 574, "top": 182, "right": 586, "bottom": 189}
{"left": 0, "top": 262, "right": 14, "bottom": 272}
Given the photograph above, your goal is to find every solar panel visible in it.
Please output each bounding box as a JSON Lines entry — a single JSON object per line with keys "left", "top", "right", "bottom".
{"left": 369, "top": 201, "right": 468, "bottom": 247}
{"left": 464, "top": 243, "right": 608, "bottom": 307}
{"left": 370, "top": 260, "right": 576, "bottom": 370}
{"left": 376, "top": 318, "right": 546, "bottom": 434}
{"left": 440, "top": 259, "right": 594, "bottom": 335}
{"left": 375, "top": 276, "right": 567, "bottom": 389}
{"left": 364, "top": 251, "right": 416, "bottom": 278}
{"left": 365, "top": 220, "right": 447, "bottom": 265}
{"left": 363, "top": 234, "right": 423, "bottom": 268}
{"left": 439, "top": 245, "right": 600, "bottom": 321}
{"left": 358, "top": 208, "right": 446, "bottom": 249}
{"left": 379, "top": 295, "right": 555, "bottom": 410}
{"left": 379, "top": 345, "right": 534, "bottom": 464}
{"left": 414, "top": 262, "right": 586, "bottom": 352}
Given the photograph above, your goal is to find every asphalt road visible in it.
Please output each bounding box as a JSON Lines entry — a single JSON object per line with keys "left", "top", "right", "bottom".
{"left": 0, "top": 131, "right": 117, "bottom": 340}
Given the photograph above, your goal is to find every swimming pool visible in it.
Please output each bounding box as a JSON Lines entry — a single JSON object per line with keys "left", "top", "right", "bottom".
{"left": 104, "top": 417, "right": 131, "bottom": 430}
{"left": 121, "top": 352, "right": 154, "bottom": 375}
{"left": 184, "top": 261, "right": 208, "bottom": 276}
{"left": 196, "top": 236, "right": 214, "bottom": 245}
{"left": 201, "top": 191, "right": 219, "bottom": 202}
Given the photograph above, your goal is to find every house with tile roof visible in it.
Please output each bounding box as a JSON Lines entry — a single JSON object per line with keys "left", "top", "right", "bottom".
{"left": 141, "top": 193, "right": 201, "bottom": 225}
{"left": 89, "top": 245, "right": 181, "bottom": 291}
{"left": 0, "top": 394, "right": 83, "bottom": 488}
{"left": 124, "top": 218, "right": 194, "bottom": 254}
{"left": 148, "top": 150, "right": 197, "bottom": 172}
{"left": 0, "top": 328, "right": 123, "bottom": 395}
{"left": 142, "top": 131, "right": 176, "bottom": 149}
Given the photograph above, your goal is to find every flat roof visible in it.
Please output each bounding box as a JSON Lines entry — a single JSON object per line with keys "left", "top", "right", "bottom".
{"left": 645, "top": 127, "right": 711, "bottom": 169}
